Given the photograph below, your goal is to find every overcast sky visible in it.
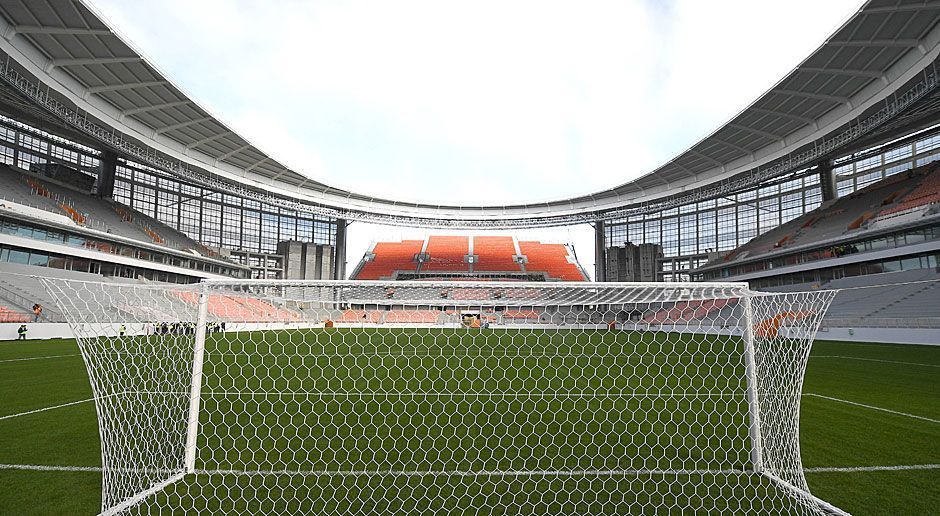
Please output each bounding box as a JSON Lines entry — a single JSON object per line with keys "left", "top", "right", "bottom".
{"left": 91, "top": 0, "right": 861, "bottom": 277}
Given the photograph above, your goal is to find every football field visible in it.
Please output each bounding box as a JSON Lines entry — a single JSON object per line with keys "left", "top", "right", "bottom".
{"left": 0, "top": 332, "right": 937, "bottom": 515}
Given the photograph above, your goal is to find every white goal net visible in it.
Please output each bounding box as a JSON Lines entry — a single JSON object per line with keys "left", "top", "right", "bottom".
{"left": 41, "top": 279, "right": 844, "bottom": 515}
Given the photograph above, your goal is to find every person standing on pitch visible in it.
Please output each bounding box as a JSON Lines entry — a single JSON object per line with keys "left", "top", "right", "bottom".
{"left": 119, "top": 324, "right": 126, "bottom": 337}
{"left": 17, "top": 324, "right": 27, "bottom": 340}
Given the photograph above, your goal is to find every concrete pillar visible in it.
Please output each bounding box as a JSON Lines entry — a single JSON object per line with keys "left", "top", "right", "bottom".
{"left": 818, "top": 160, "right": 837, "bottom": 202}
{"left": 96, "top": 150, "right": 118, "bottom": 198}
{"left": 333, "top": 219, "right": 347, "bottom": 280}
{"left": 594, "top": 220, "right": 607, "bottom": 282}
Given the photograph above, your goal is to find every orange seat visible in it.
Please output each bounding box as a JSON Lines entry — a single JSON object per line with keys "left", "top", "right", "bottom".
{"left": 356, "top": 240, "right": 423, "bottom": 279}
{"left": 423, "top": 236, "right": 469, "bottom": 272}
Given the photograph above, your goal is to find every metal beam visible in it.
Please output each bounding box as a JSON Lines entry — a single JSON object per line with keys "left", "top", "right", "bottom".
{"left": 214, "top": 144, "right": 251, "bottom": 163}
{"left": 48, "top": 56, "right": 142, "bottom": 69}
{"left": 13, "top": 26, "right": 112, "bottom": 36}
{"left": 774, "top": 89, "right": 851, "bottom": 104}
{"left": 826, "top": 39, "right": 920, "bottom": 48}
{"left": 154, "top": 117, "right": 212, "bottom": 135}
{"left": 690, "top": 149, "right": 724, "bottom": 167}
{"left": 863, "top": 3, "right": 940, "bottom": 14}
{"left": 185, "top": 131, "right": 232, "bottom": 150}
{"left": 798, "top": 67, "right": 884, "bottom": 79}
{"left": 122, "top": 100, "right": 191, "bottom": 116}
{"left": 669, "top": 161, "right": 699, "bottom": 180}
{"left": 749, "top": 107, "right": 817, "bottom": 126}
{"left": 727, "top": 123, "right": 784, "bottom": 141}
{"left": 711, "top": 137, "right": 754, "bottom": 155}
{"left": 87, "top": 80, "right": 166, "bottom": 94}
{"left": 244, "top": 157, "right": 269, "bottom": 173}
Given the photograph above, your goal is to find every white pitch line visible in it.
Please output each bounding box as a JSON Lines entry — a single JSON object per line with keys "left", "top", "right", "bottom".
{"left": 0, "top": 397, "right": 96, "bottom": 421}
{"left": 811, "top": 356, "right": 940, "bottom": 368}
{"left": 3, "top": 463, "right": 937, "bottom": 476}
{"left": 0, "top": 463, "right": 101, "bottom": 473}
{"left": 199, "top": 391, "right": 747, "bottom": 398}
{"left": 804, "top": 393, "right": 940, "bottom": 424}
{"left": 0, "top": 354, "right": 80, "bottom": 363}
{"left": 805, "top": 464, "right": 940, "bottom": 473}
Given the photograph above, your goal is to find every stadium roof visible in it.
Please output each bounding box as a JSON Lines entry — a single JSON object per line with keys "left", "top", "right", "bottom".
{"left": 0, "top": 0, "right": 939, "bottom": 227}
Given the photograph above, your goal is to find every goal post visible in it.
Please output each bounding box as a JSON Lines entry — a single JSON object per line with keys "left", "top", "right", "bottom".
{"left": 40, "top": 278, "right": 844, "bottom": 515}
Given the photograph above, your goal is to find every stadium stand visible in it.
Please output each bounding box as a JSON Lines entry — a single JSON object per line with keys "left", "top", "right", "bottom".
{"left": 696, "top": 162, "right": 940, "bottom": 331}
{"left": 351, "top": 236, "right": 588, "bottom": 281}
{"left": 642, "top": 299, "right": 733, "bottom": 324}
{"left": 383, "top": 310, "right": 443, "bottom": 324}
{"left": 518, "top": 241, "right": 588, "bottom": 281}
{"left": 337, "top": 310, "right": 384, "bottom": 323}
{"left": 0, "top": 262, "right": 120, "bottom": 322}
{"left": 422, "top": 235, "right": 469, "bottom": 272}
{"left": 823, "top": 269, "right": 940, "bottom": 319}
{"left": 472, "top": 236, "right": 522, "bottom": 272}
{"left": 175, "top": 291, "right": 302, "bottom": 322}
{"left": 0, "top": 305, "right": 30, "bottom": 323}
{"left": 698, "top": 162, "right": 940, "bottom": 281}
{"left": 877, "top": 164, "right": 940, "bottom": 216}
{"left": 0, "top": 164, "right": 206, "bottom": 253}
{"left": 354, "top": 240, "right": 423, "bottom": 280}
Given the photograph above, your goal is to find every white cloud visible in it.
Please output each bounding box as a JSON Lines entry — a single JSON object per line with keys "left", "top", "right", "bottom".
{"left": 90, "top": 0, "right": 862, "bottom": 272}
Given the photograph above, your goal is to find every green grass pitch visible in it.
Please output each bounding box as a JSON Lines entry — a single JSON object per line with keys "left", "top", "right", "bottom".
{"left": 0, "top": 332, "right": 937, "bottom": 515}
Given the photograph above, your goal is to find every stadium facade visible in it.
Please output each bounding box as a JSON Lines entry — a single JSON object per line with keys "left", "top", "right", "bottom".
{"left": 0, "top": 1, "right": 937, "bottom": 336}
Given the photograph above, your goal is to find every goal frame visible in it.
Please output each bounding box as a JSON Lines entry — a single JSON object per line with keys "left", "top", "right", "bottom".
{"left": 41, "top": 278, "right": 847, "bottom": 515}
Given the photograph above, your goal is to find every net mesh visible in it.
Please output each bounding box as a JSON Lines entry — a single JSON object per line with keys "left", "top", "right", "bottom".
{"left": 40, "top": 279, "right": 842, "bottom": 515}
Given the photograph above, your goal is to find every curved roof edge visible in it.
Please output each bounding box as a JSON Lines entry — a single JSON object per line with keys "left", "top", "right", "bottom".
{"left": 0, "top": 0, "right": 938, "bottom": 227}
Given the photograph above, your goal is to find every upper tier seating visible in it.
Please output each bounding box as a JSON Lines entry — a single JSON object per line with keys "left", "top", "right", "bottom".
{"left": 473, "top": 236, "right": 521, "bottom": 272}
{"left": 0, "top": 164, "right": 206, "bottom": 254}
{"left": 720, "top": 162, "right": 939, "bottom": 265}
{"left": 351, "top": 236, "right": 588, "bottom": 281}
{"left": 356, "top": 240, "right": 423, "bottom": 280}
{"left": 423, "top": 236, "right": 469, "bottom": 272}
{"left": 518, "top": 241, "right": 587, "bottom": 281}
{"left": 878, "top": 164, "right": 940, "bottom": 216}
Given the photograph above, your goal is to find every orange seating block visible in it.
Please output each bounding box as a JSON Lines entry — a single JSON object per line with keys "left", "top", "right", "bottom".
{"left": 356, "top": 240, "right": 423, "bottom": 280}
{"left": 423, "top": 236, "right": 469, "bottom": 272}
{"left": 473, "top": 236, "right": 521, "bottom": 272}
{"left": 518, "top": 241, "right": 586, "bottom": 281}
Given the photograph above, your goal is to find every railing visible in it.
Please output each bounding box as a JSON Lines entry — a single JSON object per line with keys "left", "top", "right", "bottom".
{"left": 821, "top": 316, "right": 940, "bottom": 329}
{"left": 1, "top": 193, "right": 113, "bottom": 233}
{"left": 0, "top": 281, "right": 65, "bottom": 322}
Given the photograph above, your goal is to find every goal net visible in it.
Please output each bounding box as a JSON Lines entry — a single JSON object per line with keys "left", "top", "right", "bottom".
{"left": 41, "top": 279, "right": 843, "bottom": 515}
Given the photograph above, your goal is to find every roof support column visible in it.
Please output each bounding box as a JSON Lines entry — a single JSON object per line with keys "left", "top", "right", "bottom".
{"left": 96, "top": 150, "right": 118, "bottom": 198}
{"left": 594, "top": 220, "right": 607, "bottom": 282}
{"left": 333, "top": 218, "right": 348, "bottom": 280}
{"left": 818, "top": 160, "right": 837, "bottom": 202}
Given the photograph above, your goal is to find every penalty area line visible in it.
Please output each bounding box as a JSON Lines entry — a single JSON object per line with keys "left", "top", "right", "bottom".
{"left": 0, "top": 463, "right": 101, "bottom": 473}
{"left": 803, "top": 393, "right": 940, "bottom": 424}
{"left": 0, "top": 354, "right": 80, "bottom": 363}
{"left": 810, "top": 356, "right": 940, "bottom": 368}
{"left": 0, "top": 396, "right": 99, "bottom": 421}
{"left": 805, "top": 464, "right": 940, "bottom": 473}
